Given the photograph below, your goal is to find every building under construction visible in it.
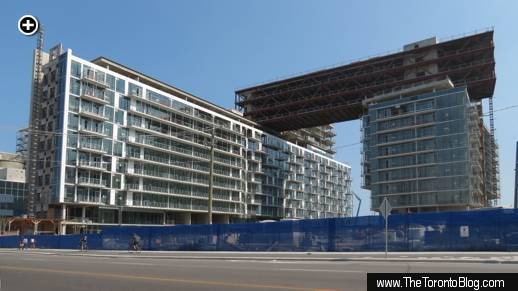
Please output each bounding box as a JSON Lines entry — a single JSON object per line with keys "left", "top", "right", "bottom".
{"left": 236, "top": 30, "right": 499, "bottom": 213}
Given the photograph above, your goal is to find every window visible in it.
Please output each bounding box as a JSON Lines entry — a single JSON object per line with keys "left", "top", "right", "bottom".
{"left": 115, "top": 110, "right": 124, "bottom": 125}
{"left": 117, "top": 127, "right": 128, "bottom": 141}
{"left": 116, "top": 78, "right": 125, "bottom": 94}
{"left": 67, "top": 131, "right": 78, "bottom": 147}
{"left": 65, "top": 167, "right": 76, "bottom": 183}
{"left": 106, "top": 74, "right": 115, "bottom": 90}
{"left": 129, "top": 83, "right": 143, "bottom": 97}
{"left": 71, "top": 61, "right": 81, "bottom": 78}
{"left": 416, "top": 99, "right": 434, "bottom": 112}
{"left": 147, "top": 90, "right": 171, "bottom": 107}
{"left": 113, "top": 141, "right": 123, "bottom": 157}
{"left": 70, "top": 78, "right": 80, "bottom": 95}
{"left": 119, "top": 96, "right": 130, "bottom": 110}
{"left": 68, "top": 113, "right": 78, "bottom": 130}
{"left": 69, "top": 97, "right": 79, "bottom": 112}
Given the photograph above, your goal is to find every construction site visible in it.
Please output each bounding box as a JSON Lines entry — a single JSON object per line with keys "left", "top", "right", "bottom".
{"left": 235, "top": 29, "right": 499, "bottom": 213}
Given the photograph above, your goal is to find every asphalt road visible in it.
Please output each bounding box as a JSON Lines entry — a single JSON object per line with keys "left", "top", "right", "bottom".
{"left": 0, "top": 251, "right": 517, "bottom": 291}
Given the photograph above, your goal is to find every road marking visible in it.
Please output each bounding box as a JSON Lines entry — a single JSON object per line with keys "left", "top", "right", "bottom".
{"left": 19, "top": 258, "right": 46, "bottom": 261}
{"left": 278, "top": 268, "right": 364, "bottom": 273}
{"left": 0, "top": 266, "right": 323, "bottom": 290}
{"left": 110, "top": 261, "right": 153, "bottom": 266}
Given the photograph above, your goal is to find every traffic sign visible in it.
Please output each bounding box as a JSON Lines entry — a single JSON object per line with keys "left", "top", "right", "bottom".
{"left": 380, "top": 197, "right": 392, "bottom": 221}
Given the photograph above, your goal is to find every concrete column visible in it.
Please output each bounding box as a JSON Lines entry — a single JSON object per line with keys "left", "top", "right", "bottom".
{"left": 61, "top": 206, "right": 67, "bottom": 220}
{"left": 81, "top": 207, "right": 86, "bottom": 222}
{"left": 176, "top": 212, "right": 191, "bottom": 225}
{"left": 34, "top": 221, "right": 39, "bottom": 235}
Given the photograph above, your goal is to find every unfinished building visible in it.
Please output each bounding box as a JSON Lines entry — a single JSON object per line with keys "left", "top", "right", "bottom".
{"left": 235, "top": 30, "right": 499, "bottom": 213}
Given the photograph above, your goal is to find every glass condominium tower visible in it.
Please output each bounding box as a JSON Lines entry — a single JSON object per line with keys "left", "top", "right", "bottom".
{"left": 362, "top": 81, "right": 499, "bottom": 213}
{"left": 28, "top": 45, "right": 352, "bottom": 233}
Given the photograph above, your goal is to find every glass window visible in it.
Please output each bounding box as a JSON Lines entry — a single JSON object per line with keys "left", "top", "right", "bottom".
{"left": 66, "top": 149, "right": 77, "bottom": 166}
{"left": 67, "top": 131, "right": 78, "bottom": 147}
{"left": 104, "top": 123, "right": 113, "bottom": 136}
{"left": 119, "top": 96, "right": 130, "bottom": 110}
{"left": 106, "top": 74, "right": 115, "bottom": 90}
{"left": 69, "top": 96, "right": 79, "bottom": 112}
{"left": 71, "top": 61, "right": 81, "bottom": 78}
{"left": 116, "top": 78, "right": 125, "bottom": 94}
{"left": 114, "top": 141, "right": 123, "bottom": 157}
{"left": 147, "top": 90, "right": 171, "bottom": 107}
{"left": 104, "top": 106, "right": 114, "bottom": 121}
{"left": 105, "top": 90, "right": 115, "bottom": 106}
{"left": 115, "top": 110, "right": 124, "bottom": 125}
{"left": 70, "top": 78, "right": 80, "bottom": 95}
{"left": 68, "top": 113, "right": 78, "bottom": 130}
{"left": 117, "top": 127, "right": 128, "bottom": 141}
{"left": 129, "top": 83, "right": 143, "bottom": 97}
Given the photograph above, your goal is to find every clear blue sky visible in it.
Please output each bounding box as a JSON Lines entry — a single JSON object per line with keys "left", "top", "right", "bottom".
{"left": 1, "top": 0, "right": 517, "bottom": 215}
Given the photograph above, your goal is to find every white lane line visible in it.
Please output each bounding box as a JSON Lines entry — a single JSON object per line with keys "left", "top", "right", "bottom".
{"left": 277, "top": 268, "right": 364, "bottom": 273}
{"left": 109, "top": 262, "right": 153, "bottom": 266}
{"left": 19, "top": 258, "right": 46, "bottom": 261}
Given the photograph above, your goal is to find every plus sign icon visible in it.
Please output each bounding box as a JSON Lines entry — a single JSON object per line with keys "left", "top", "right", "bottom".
{"left": 18, "top": 15, "right": 39, "bottom": 36}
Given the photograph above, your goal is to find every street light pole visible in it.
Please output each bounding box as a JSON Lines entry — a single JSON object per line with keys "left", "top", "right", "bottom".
{"left": 118, "top": 195, "right": 123, "bottom": 226}
{"left": 208, "top": 125, "right": 215, "bottom": 225}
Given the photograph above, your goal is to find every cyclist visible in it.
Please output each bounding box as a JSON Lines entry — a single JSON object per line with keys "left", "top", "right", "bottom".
{"left": 79, "top": 234, "right": 88, "bottom": 252}
{"left": 130, "top": 233, "right": 141, "bottom": 253}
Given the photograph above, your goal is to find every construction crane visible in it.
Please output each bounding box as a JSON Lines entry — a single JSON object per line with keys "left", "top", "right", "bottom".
{"left": 27, "top": 25, "right": 44, "bottom": 217}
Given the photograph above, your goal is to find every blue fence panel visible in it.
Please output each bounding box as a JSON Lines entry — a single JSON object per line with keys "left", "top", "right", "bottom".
{"left": 2, "top": 209, "right": 518, "bottom": 252}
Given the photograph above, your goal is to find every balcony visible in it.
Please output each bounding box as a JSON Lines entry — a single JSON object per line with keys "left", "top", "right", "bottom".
{"left": 79, "top": 107, "right": 109, "bottom": 121}
{"left": 81, "top": 91, "right": 110, "bottom": 105}
{"left": 77, "top": 177, "right": 107, "bottom": 188}
{"left": 82, "top": 74, "right": 109, "bottom": 89}
{"left": 78, "top": 143, "right": 106, "bottom": 154}
{"left": 78, "top": 160, "right": 110, "bottom": 171}
{"left": 79, "top": 127, "right": 108, "bottom": 137}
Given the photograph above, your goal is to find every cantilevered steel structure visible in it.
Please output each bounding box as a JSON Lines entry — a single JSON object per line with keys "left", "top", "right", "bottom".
{"left": 235, "top": 30, "right": 496, "bottom": 131}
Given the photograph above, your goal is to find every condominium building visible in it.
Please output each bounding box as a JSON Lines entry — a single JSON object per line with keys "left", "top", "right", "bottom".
{"left": 27, "top": 45, "right": 352, "bottom": 232}
{"left": 0, "top": 152, "right": 26, "bottom": 217}
{"left": 362, "top": 81, "right": 499, "bottom": 213}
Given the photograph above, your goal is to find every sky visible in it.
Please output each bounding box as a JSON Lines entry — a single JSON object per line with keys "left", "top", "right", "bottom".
{"left": 0, "top": 0, "right": 517, "bottom": 215}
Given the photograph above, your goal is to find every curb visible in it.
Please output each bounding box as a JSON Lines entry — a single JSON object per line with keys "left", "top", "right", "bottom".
{"left": 34, "top": 252, "right": 518, "bottom": 264}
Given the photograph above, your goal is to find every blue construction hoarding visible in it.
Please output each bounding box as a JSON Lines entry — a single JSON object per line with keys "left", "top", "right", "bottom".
{"left": 1, "top": 208, "right": 517, "bottom": 251}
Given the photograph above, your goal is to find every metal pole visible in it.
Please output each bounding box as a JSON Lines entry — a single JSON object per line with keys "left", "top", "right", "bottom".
{"left": 208, "top": 125, "right": 215, "bottom": 225}
{"left": 385, "top": 215, "right": 388, "bottom": 258}
{"left": 385, "top": 203, "right": 388, "bottom": 259}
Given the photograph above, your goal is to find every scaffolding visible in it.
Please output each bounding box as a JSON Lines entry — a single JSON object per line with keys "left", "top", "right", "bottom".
{"left": 235, "top": 30, "right": 496, "bottom": 132}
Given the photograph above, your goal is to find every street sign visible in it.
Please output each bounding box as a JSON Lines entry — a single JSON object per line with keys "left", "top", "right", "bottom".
{"left": 380, "top": 198, "right": 392, "bottom": 221}
{"left": 380, "top": 197, "right": 392, "bottom": 259}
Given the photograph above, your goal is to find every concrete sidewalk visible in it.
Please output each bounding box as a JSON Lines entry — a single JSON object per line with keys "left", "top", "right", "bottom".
{"left": 2, "top": 249, "right": 518, "bottom": 264}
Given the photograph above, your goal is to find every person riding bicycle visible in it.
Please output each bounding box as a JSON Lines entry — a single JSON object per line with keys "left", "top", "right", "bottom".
{"left": 131, "top": 233, "right": 141, "bottom": 252}
{"left": 79, "top": 234, "right": 88, "bottom": 251}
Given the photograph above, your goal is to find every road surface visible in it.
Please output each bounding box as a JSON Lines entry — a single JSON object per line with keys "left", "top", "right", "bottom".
{"left": 0, "top": 250, "right": 517, "bottom": 290}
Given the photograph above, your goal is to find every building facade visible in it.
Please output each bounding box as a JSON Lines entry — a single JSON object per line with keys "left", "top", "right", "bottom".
{"left": 362, "top": 85, "right": 499, "bottom": 213}
{"left": 27, "top": 46, "right": 352, "bottom": 232}
{"left": 0, "top": 152, "right": 26, "bottom": 217}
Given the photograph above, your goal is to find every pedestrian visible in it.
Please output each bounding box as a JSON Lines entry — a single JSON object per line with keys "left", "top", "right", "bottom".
{"left": 30, "top": 237, "right": 36, "bottom": 248}
{"left": 22, "top": 237, "right": 28, "bottom": 251}
{"left": 18, "top": 237, "right": 24, "bottom": 251}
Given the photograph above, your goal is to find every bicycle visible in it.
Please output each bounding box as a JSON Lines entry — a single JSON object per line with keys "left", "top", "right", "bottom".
{"left": 129, "top": 241, "right": 142, "bottom": 254}
{"left": 79, "top": 237, "right": 88, "bottom": 252}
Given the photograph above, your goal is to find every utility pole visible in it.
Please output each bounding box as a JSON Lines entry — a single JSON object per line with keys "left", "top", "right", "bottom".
{"left": 208, "top": 125, "right": 215, "bottom": 225}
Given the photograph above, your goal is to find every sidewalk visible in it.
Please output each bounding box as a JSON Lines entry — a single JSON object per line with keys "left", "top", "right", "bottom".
{"left": 2, "top": 249, "right": 518, "bottom": 264}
